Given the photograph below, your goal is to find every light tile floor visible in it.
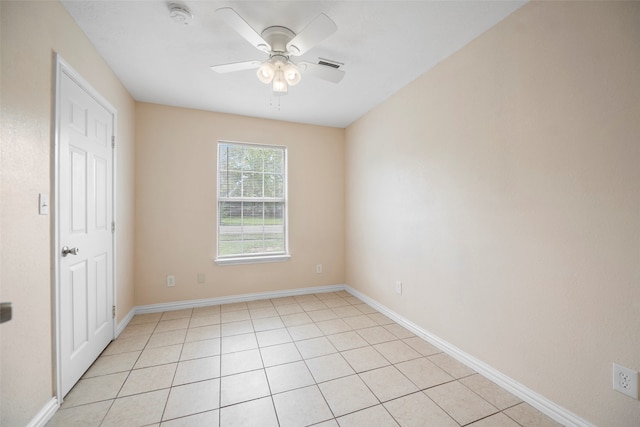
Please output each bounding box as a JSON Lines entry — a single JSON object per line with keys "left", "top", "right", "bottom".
{"left": 47, "top": 291, "right": 562, "bottom": 427}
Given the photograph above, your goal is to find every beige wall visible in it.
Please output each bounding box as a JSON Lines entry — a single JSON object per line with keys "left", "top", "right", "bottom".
{"left": 0, "top": 1, "right": 136, "bottom": 425}
{"left": 134, "top": 103, "right": 345, "bottom": 305}
{"left": 2, "top": 0, "right": 638, "bottom": 425}
{"left": 345, "top": 2, "right": 640, "bottom": 426}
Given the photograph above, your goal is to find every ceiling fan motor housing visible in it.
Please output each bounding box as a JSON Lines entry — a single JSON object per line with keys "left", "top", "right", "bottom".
{"left": 261, "top": 26, "right": 296, "bottom": 54}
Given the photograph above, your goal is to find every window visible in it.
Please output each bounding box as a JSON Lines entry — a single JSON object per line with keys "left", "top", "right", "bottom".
{"left": 216, "top": 141, "right": 288, "bottom": 264}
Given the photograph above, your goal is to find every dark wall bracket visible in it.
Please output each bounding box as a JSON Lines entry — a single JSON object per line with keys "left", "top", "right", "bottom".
{"left": 0, "top": 302, "right": 12, "bottom": 323}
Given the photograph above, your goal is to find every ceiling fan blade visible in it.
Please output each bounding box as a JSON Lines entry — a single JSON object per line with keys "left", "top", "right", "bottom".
{"left": 216, "top": 8, "right": 271, "bottom": 53}
{"left": 298, "top": 62, "right": 345, "bottom": 83}
{"left": 210, "top": 60, "right": 262, "bottom": 74}
{"left": 286, "top": 13, "right": 337, "bottom": 56}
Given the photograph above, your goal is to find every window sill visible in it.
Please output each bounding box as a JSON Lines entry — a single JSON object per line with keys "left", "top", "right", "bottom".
{"left": 215, "top": 254, "right": 291, "bottom": 266}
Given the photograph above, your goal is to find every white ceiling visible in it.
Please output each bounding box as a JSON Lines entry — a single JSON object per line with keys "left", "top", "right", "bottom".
{"left": 61, "top": 0, "right": 526, "bottom": 128}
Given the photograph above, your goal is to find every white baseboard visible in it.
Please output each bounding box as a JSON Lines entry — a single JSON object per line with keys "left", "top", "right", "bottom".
{"left": 134, "top": 284, "right": 346, "bottom": 315}
{"left": 26, "top": 397, "right": 58, "bottom": 427}
{"left": 344, "top": 285, "right": 595, "bottom": 427}
{"left": 115, "top": 284, "right": 347, "bottom": 333}
{"left": 116, "top": 306, "right": 136, "bottom": 337}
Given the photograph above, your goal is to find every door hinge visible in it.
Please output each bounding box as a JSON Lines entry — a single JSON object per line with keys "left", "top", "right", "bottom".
{"left": 112, "top": 305, "right": 116, "bottom": 319}
{"left": 111, "top": 135, "right": 115, "bottom": 148}
{"left": 112, "top": 221, "right": 115, "bottom": 233}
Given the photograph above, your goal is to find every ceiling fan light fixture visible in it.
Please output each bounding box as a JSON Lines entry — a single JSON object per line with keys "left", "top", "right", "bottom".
{"left": 257, "top": 58, "right": 300, "bottom": 94}
{"left": 256, "top": 61, "right": 275, "bottom": 83}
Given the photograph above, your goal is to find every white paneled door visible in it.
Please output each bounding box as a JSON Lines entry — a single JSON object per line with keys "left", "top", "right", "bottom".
{"left": 57, "top": 60, "right": 115, "bottom": 398}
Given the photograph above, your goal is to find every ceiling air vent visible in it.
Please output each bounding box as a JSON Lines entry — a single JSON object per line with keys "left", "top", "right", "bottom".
{"left": 317, "top": 58, "right": 343, "bottom": 69}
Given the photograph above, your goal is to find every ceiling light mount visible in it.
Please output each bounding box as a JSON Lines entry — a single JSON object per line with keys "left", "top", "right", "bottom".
{"left": 168, "top": 3, "right": 193, "bottom": 25}
{"left": 260, "top": 26, "right": 296, "bottom": 54}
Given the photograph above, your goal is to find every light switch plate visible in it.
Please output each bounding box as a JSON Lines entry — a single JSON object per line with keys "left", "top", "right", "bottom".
{"left": 39, "top": 193, "right": 49, "bottom": 215}
{"left": 395, "top": 281, "right": 402, "bottom": 295}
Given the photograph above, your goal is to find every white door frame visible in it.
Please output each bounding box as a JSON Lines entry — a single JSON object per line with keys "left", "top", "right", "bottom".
{"left": 52, "top": 53, "right": 117, "bottom": 403}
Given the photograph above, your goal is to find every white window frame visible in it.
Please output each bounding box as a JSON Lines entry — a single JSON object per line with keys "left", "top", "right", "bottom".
{"left": 215, "top": 140, "right": 290, "bottom": 265}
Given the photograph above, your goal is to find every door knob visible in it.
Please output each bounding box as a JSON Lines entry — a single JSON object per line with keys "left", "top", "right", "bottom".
{"left": 62, "top": 246, "right": 80, "bottom": 257}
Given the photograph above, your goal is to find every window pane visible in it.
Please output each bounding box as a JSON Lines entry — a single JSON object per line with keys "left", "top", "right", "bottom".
{"left": 268, "top": 149, "right": 284, "bottom": 173}
{"left": 219, "top": 143, "right": 243, "bottom": 171}
{"left": 220, "top": 171, "right": 242, "bottom": 198}
{"left": 264, "top": 173, "right": 280, "bottom": 198}
{"left": 242, "top": 202, "right": 262, "bottom": 225}
{"left": 264, "top": 202, "right": 283, "bottom": 225}
{"left": 275, "top": 174, "right": 284, "bottom": 198}
{"left": 244, "top": 147, "right": 264, "bottom": 172}
{"left": 219, "top": 144, "right": 229, "bottom": 169}
{"left": 220, "top": 201, "right": 242, "bottom": 225}
{"left": 242, "top": 172, "right": 264, "bottom": 198}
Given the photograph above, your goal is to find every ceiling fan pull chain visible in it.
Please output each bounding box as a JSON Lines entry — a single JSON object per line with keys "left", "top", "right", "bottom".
{"left": 269, "top": 96, "right": 281, "bottom": 111}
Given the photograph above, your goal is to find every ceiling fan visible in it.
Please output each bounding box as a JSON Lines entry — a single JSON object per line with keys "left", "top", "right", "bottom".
{"left": 210, "top": 7, "right": 345, "bottom": 95}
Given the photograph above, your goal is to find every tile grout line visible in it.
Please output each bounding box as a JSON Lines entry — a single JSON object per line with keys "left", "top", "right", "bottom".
{"left": 252, "top": 314, "right": 283, "bottom": 427}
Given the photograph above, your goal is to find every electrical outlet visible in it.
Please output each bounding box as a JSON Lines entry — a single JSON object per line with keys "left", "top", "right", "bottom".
{"left": 316, "top": 264, "right": 323, "bottom": 274}
{"left": 395, "top": 281, "right": 402, "bottom": 295}
{"left": 613, "top": 363, "right": 638, "bottom": 399}
{"left": 167, "top": 275, "right": 176, "bottom": 287}
{"left": 197, "top": 272, "right": 206, "bottom": 284}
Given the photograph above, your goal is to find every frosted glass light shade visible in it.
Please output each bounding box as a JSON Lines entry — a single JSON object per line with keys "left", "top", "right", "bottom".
{"left": 257, "top": 61, "right": 275, "bottom": 83}
{"left": 272, "top": 69, "right": 288, "bottom": 95}
{"left": 284, "top": 62, "right": 301, "bottom": 86}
